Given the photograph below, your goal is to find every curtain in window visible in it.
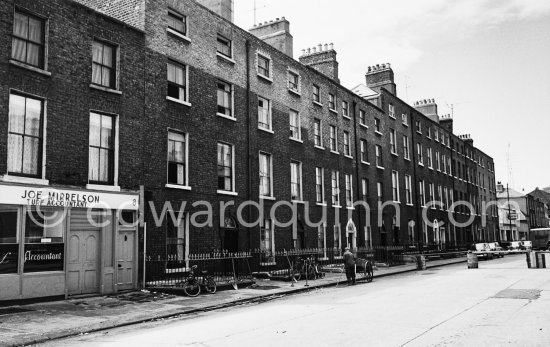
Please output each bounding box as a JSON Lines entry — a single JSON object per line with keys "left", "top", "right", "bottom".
{"left": 259, "top": 155, "right": 269, "bottom": 196}
{"left": 92, "top": 42, "right": 103, "bottom": 85}
{"left": 26, "top": 17, "right": 42, "bottom": 66}
{"left": 12, "top": 13, "right": 27, "bottom": 62}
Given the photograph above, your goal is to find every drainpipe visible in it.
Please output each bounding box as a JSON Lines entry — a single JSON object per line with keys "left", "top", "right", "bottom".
{"left": 245, "top": 39, "right": 252, "bottom": 251}
{"left": 410, "top": 111, "right": 422, "bottom": 253}
{"left": 351, "top": 101, "right": 363, "bottom": 248}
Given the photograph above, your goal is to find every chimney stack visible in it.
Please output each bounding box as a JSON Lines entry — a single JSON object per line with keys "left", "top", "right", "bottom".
{"left": 365, "top": 63, "right": 396, "bottom": 95}
{"left": 439, "top": 114, "right": 453, "bottom": 133}
{"left": 249, "top": 17, "right": 293, "bottom": 57}
{"left": 196, "top": 0, "right": 234, "bottom": 23}
{"left": 299, "top": 43, "right": 339, "bottom": 83}
{"left": 413, "top": 98, "right": 439, "bottom": 123}
{"left": 496, "top": 181, "right": 504, "bottom": 193}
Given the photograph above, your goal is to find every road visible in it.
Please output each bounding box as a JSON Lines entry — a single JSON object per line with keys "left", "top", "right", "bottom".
{"left": 37, "top": 255, "right": 550, "bottom": 346}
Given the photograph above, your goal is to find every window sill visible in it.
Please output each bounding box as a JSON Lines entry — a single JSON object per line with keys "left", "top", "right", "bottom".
{"left": 258, "top": 127, "right": 274, "bottom": 134}
{"left": 391, "top": 152, "right": 398, "bottom": 157}
{"left": 376, "top": 166, "right": 385, "bottom": 170}
{"left": 313, "top": 101, "right": 323, "bottom": 107}
{"left": 86, "top": 184, "right": 121, "bottom": 192}
{"left": 361, "top": 161, "right": 370, "bottom": 165}
{"left": 406, "top": 203, "right": 414, "bottom": 207}
{"left": 389, "top": 116, "right": 396, "bottom": 120}
{"left": 314, "top": 145, "right": 325, "bottom": 150}
{"left": 404, "top": 157, "right": 411, "bottom": 162}
{"left": 291, "top": 200, "right": 305, "bottom": 205}
{"left": 167, "top": 28, "right": 191, "bottom": 43}
{"left": 418, "top": 163, "right": 424, "bottom": 167}
{"left": 342, "top": 115, "right": 351, "bottom": 120}
{"left": 260, "top": 196, "right": 276, "bottom": 201}
{"left": 165, "top": 184, "right": 192, "bottom": 191}
{"left": 167, "top": 96, "right": 192, "bottom": 107}
{"left": 257, "top": 73, "right": 273, "bottom": 83}
{"left": 346, "top": 206, "right": 355, "bottom": 210}
{"left": 218, "top": 190, "right": 238, "bottom": 196}
{"left": 216, "top": 52, "right": 236, "bottom": 64}
{"left": 344, "top": 155, "right": 353, "bottom": 159}
{"left": 428, "top": 166, "right": 434, "bottom": 170}
{"left": 402, "top": 122, "right": 408, "bottom": 127}
{"left": 375, "top": 131, "right": 383, "bottom": 136}
{"left": 360, "top": 123, "right": 368, "bottom": 129}
{"left": 90, "top": 84, "right": 122, "bottom": 95}
{"left": 329, "top": 109, "right": 338, "bottom": 115}
{"left": 316, "top": 202, "right": 327, "bottom": 207}
{"left": 0, "top": 175, "right": 49, "bottom": 186}
{"left": 9, "top": 60, "right": 51, "bottom": 76}
{"left": 332, "top": 205, "right": 342, "bottom": 209}
{"left": 288, "top": 89, "right": 301, "bottom": 97}
{"left": 330, "top": 150, "right": 340, "bottom": 155}
{"left": 290, "top": 137, "right": 303, "bottom": 144}
{"left": 217, "top": 113, "right": 237, "bottom": 121}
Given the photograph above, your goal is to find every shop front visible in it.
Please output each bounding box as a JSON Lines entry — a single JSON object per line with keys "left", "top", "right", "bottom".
{"left": 0, "top": 183, "right": 139, "bottom": 301}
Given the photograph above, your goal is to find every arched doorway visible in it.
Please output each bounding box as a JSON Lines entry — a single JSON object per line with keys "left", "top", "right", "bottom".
{"left": 346, "top": 219, "right": 357, "bottom": 250}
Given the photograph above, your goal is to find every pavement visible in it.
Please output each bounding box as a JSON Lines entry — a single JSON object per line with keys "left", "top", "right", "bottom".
{"left": 0, "top": 255, "right": 471, "bottom": 347}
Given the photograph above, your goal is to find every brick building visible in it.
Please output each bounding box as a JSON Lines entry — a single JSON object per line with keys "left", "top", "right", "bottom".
{"left": 0, "top": 0, "right": 499, "bottom": 300}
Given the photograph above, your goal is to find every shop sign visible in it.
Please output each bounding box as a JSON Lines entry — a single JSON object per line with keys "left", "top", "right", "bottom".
{"left": 24, "top": 243, "right": 64, "bottom": 273}
{"left": 0, "top": 184, "right": 139, "bottom": 210}
{"left": 0, "top": 244, "right": 18, "bottom": 274}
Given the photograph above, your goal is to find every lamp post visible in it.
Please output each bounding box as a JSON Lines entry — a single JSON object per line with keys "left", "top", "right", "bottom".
{"left": 507, "top": 183, "right": 512, "bottom": 240}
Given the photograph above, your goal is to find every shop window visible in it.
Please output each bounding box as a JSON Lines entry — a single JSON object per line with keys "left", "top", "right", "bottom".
{"left": 24, "top": 208, "right": 64, "bottom": 273}
{"left": 0, "top": 205, "right": 19, "bottom": 274}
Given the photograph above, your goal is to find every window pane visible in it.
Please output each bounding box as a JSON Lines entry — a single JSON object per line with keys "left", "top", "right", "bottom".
{"left": 101, "top": 66, "right": 111, "bottom": 88}
{"left": 8, "top": 94, "right": 26, "bottom": 133}
{"left": 28, "top": 17, "right": 43, "bottom": 43}
{"left": 100, "top": 115, "right": 113, "bottom": 149}
{"left": 22, "top": 136, "right": 39, "bottom": 175}
{"left": 88, "top": 147, "right": 99, "bottom": 181}
{"left": 102, "top": 44, "right": 113, "bottom": 67}
{"left": 92, "top": 41, "right": 102, "bottom": 63}
{"left": 0, "top": 205, "right": 18, "bottom": 244}
{"left": 99, "top": 148, "right": 110, "bottom": 182}
{"left": 89, "top": 113, "right": 101, "bottom": 146}
{"left": 25, "top": 98, "right": 41, "bottom": 136}
{"left": 11, "top": 37, "right": 27, "bottom": 62}
{"left": 91, "top": 63, "right": 102, "bottom": 85}
{"left": 7, "top": 134, "right": 23, "bottom": 173}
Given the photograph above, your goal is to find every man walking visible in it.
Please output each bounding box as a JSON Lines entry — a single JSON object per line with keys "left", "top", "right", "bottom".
{"left": 343, "top": 247, "right": 356, "bottom": 285}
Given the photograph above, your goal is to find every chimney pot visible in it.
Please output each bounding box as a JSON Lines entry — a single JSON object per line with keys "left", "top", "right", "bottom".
{"left": 324, "top": 43, "right": 328, "bottom": 51}
{"left": 318, "top": 43, "right": 322, "bottom": 51}
{"left": 330, "top": 43, "right": 334, "bottom": 50}
{"left": 312, "top": 47, "right": 316, "bottom": 53}
{"left": 301, "top": 49, "right": 305, "bottom": 56}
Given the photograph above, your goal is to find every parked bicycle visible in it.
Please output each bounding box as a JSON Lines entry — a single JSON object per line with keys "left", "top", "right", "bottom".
{"left": 176, "top": 265, "right": 217, "bottom": 297}
{"left": 291, "top": 256, "right": 324, "bottom": 281}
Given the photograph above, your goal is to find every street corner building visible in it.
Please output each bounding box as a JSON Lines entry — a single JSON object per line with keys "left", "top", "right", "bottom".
{"left": 0, "top": 0, "right": 499, "bottom": 300}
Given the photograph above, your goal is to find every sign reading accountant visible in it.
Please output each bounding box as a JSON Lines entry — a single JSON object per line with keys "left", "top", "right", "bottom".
{"left": 0, "top": 184, "right": 139, "bottom": 210}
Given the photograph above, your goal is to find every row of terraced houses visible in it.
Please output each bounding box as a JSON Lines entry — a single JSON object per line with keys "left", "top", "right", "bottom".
{"left": 0, "top": 0, "right": 498, "bottom": 301}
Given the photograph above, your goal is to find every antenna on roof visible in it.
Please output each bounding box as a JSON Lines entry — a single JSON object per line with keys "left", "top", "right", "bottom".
{"left": 253, "top": 0, "right": 269, "bottom": 25}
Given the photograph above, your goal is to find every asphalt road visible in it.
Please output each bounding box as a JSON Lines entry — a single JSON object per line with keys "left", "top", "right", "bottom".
{"left": 37, "top": 255, "right": 550, "bottom": 347}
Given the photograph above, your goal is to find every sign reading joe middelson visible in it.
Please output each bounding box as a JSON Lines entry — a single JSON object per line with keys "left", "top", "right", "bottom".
{"left": 0, "top": 184, "right": 139, "bottom": 210}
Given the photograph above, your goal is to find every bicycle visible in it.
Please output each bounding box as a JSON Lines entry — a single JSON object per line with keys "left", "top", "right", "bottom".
{"left": 292, "top": 256, "right": 322, "bottom": 281}
{"left": 176, "top": 265, "right": 217, "bottom": 296}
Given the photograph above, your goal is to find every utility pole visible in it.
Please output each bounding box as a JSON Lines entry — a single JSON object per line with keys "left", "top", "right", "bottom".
{"left": 507, "top": 183, "right": 512, "bottom": 241}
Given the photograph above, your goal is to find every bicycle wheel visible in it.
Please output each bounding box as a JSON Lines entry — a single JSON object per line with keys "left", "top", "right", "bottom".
{"left": 306, "top": 265, "right": 316, "bottom": 280}
{"left": 365, "top": 261, "right": 373, "bottom": 283}
{"left": 183, "top": 278, "right": 201, "bottom": 297}
{"left": 204, "top": 277, "right": 217, "bottom": 294}
{"left": 315, "top": 264, "right": 325, "bottom": 278}
{"left": 293, "top": 264, "right": 302, "bottom": 281}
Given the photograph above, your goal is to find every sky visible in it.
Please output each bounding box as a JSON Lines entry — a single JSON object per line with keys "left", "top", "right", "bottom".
{"left": 233, "top": 0, "right": 550, "bottom": 193}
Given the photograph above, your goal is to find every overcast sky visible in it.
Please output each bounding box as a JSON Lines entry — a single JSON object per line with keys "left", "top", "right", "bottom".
{"left": 234, "top": 0, "right": 550, "bottom": 193}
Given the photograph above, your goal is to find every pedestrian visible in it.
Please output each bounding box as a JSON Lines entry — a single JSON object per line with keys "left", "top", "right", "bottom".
{"left": 343, "top": 247, "right": 356, "bottom": 285}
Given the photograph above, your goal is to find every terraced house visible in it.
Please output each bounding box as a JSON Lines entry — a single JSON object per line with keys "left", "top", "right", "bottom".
{"left": 0, "top": 0, "right": 499, "bottom": 301}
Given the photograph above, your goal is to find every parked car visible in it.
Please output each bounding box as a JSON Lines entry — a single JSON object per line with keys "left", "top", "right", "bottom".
{"left": 487, "top": 242, "right": 505, "bottom": 257}
{"left": 520, "top": 241, "right": 532, "bottom": 250}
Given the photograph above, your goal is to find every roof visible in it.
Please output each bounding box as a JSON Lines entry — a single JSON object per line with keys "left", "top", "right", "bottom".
{"left": 351, "top": 84, "right": 379, "bottom": 99}
{"left": 529, "top": 188, "right": 550, "bottom": 206}
{"left": 72, "top": 0, "right": 145, "bottom": 31}
{"left": 497, "top": 187, "right": 525, "bottom": 199}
